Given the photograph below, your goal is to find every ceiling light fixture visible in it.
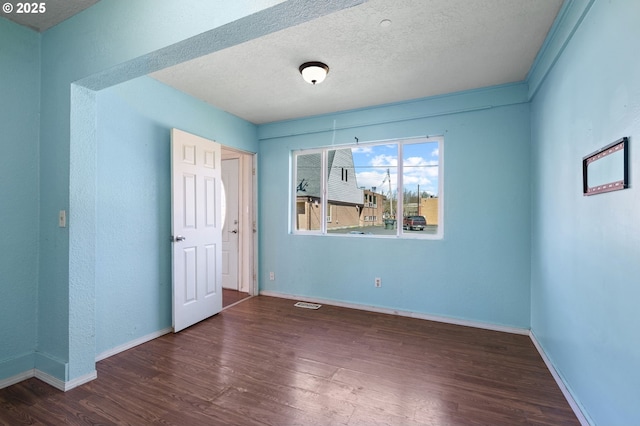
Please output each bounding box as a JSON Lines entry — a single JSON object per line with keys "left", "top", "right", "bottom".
{"left": 299, "top": 61, "right": 329, "bottom": 85}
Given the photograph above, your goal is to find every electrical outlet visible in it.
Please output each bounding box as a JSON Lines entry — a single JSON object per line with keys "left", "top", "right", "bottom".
{"left": 269, "top": 272, "right": 275, "bottom": 281}
{"left": 374, "top": 277, "right": 381, "bottom": 288}
{"left": 58, "top": 210, "right": 66, "bottom": 228}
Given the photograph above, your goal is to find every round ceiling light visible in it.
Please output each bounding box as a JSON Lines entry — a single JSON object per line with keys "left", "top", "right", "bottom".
{"left": 299, "top": 61, "right": 329, "bottom": 85}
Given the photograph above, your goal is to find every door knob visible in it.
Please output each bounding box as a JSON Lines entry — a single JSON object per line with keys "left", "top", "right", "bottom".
{"left": 231, "top": 229, "right": 238, "bottom": 234}
{"left": 173, "top": 235, "right": 186, "bottom": 242}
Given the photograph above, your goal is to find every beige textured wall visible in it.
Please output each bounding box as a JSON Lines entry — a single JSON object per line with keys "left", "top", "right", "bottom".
{"left": 420, "top": 198, "right": 439, "bottom": 225}
{"left": 328, "top": 204, "right": 360, "bottom": 229}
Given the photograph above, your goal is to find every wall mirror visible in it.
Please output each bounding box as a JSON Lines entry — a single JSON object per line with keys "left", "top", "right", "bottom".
{"left": 583, "top": 137, "right": 629, "bottom": 195}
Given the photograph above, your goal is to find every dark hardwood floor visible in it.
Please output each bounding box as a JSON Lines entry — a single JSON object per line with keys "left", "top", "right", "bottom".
{"left": 222, "top": 288, "right": 251, "bottom": 308}
{"left": 0, "top": 296, "right": 579, "bottom": 425}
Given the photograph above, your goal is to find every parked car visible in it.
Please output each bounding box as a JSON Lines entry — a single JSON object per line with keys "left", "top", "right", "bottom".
{"left": 403, "top": 215, "right": 427, "bottom": 231}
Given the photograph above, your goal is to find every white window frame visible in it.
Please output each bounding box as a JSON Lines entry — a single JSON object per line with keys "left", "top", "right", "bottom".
{"left": 291, "top": 136, "right": 443, "bottom": 239}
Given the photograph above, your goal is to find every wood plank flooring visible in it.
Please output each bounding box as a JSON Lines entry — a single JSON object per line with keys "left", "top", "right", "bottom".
{"left": 0, "top": 296, "right": 579, "bottom": 425}
{"left": 222, "top": 289, "right": 251, "bottom": 308}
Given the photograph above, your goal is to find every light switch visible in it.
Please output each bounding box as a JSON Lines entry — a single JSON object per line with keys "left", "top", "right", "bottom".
{"left": 59, "top": 210, "right": 66, "bottom": 228}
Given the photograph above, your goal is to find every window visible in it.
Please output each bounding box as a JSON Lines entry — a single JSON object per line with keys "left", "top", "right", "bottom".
{"left": 294, "top": 151, "right": 322, "bottom": 231}
{"left": 292, "top": 136, "right": 443, "bottom": 238}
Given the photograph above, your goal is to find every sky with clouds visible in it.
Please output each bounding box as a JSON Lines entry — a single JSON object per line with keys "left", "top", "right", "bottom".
{"left": 351, "top": 141, "right": 439, "bottom": 198}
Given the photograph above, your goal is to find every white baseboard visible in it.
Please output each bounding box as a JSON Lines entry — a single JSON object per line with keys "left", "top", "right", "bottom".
{"left": 35, "top": 369, "right": 97, "bottom": 391}
{"left": 95, "top": 327, "right": 172, "bottom": 362}
{"left": 529, "top": 331, "right": 592, "bottom": 426}
{"left": 0, "top": 369, "right": 97, "bottom": 392}
{"left": 0, "top": 369, "right": 36, "bottom": 390}
{"left": 2, "top": 328, "right": 171, "bottom": 392}
{"left": 259, "top": 291, "right": 529, "bottom": 335}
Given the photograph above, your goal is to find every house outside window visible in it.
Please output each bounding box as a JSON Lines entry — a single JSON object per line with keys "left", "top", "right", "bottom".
{"left": 292, "top": 136, "right": 443, "bottom": 239}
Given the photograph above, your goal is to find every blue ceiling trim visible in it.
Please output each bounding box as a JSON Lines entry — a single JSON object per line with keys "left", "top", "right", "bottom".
{"left": 526, "top": 0, "right": 596, "bottom": 100}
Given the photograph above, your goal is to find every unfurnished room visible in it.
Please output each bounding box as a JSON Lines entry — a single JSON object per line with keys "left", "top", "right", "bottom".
{"left": 0, "top": 1, "right": 638, "bottom": 425}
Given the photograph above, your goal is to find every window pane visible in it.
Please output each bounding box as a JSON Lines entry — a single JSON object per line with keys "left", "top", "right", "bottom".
{"left": 326, "top": 149, "right": 361, "bottom": 232}
{"left": 328, "top": 145, "right": 398, "bottom": 235}
{"left": 295, "top": 152, "right": 322, "bottom": 231}
{"left": 292, "top": 137, "right": 441, "bottom": 238}
{"left": 401, "top": 141, "right": 439, "bottom": 235}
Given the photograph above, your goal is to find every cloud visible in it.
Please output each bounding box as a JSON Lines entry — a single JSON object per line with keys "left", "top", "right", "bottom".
{"left": 404, "top": 157, "right": 439, "bottom": 178}
{"left": 355, "top": 170, "right": 390, "bottom": 190}
{"left": 352, "top": 143, "right": 440, "bottom": 196}
{"left": 352, "top": 146, "right": 374, "bottom": 154}
{"left": 371, "top": 154, "right": 398, "bottom": 167}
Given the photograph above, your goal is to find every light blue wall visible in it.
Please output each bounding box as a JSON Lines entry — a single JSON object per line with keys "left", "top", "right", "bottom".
{"left": 258, "top": 84, "right": 532, "bottom": 329}
{"left": 530, "top": 0, "right": 640, "bottom": 424}
{"left": 36, "top": 0, "right": 292, "bottom": 381}
{"left": 0, "top": 19, "right": 40, "bottom": 378}
{"left": 95, "top": 76, "right": 257, "bottom": 356}
{"left": 33, "top": 0, "right": 357, "bottom": 382}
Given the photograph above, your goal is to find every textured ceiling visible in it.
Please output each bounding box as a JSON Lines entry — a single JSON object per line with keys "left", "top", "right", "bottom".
{"left": 151, "top": 0, "right": 563, "bottom": 124}
{"left": 1, "top": 0, "right": 99, "bottom": 32}
{"left": 3, "top": 0, "right": 563, "bottom": 124}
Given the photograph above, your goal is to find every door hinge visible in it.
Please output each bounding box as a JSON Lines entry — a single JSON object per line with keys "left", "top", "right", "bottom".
{"left": 252, "top": 167, "right": 256, "bottom": 176}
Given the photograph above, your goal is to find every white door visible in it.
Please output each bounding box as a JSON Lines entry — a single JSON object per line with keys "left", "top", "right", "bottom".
{"left": 171, "top": 128, "right": 222, "bottom": 332}
{"left": 221, "top": 158, "right": 240, "bottom": 290}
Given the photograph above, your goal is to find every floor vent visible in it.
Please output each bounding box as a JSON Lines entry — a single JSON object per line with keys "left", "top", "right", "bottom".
{"left": 294, "top": 301, "right": 322, "bottom": 310}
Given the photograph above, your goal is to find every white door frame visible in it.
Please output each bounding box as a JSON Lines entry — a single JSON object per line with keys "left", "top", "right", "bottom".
{"left": 221, "top": 157, "right": 240, "bottom": 291}
{"left": 222, "top": 146, "right": 257, "bottom": 296}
